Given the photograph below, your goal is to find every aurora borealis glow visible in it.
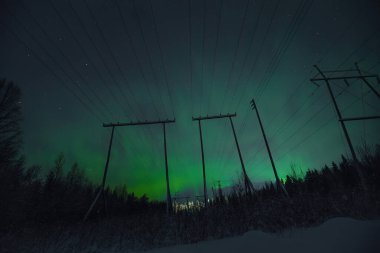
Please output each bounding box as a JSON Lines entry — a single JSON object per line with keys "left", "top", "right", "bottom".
{"left": 1, "top": 0, "right": 380, "bottom": 200}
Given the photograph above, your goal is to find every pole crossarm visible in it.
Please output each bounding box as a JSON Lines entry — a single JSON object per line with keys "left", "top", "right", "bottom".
{"left": 103, "top": 119, "right": 175, "bottom": 127}
{"left": 311, "top": 63, "right": 379, "bottom": 83}
{"left": 339, "top": 115, "right": 380, "bottom": 122}
{"left": 310, "top": 74, "right": 378, "bottom": 82}
{"left": 312, "top": 63, "right": 380, "bottom": 102}
{"left": 192, "top": 113, "right": 236, "bottom": 121}
{"left": 322, "top": 69, "right": 357, "bottom": 73}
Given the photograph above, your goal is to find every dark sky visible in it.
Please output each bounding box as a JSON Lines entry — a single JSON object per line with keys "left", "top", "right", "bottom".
{"left": 1, "top": 0, "right": 380, "bottom": 199}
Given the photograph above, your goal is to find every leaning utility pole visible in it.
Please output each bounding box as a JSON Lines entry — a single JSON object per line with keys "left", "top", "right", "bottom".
{"left": 228, "top": 116, "right": 254, "bottom": 195}
{"left": 162, "top": 122, "right": 173, "bottom": 215}
{"left": 83, "top": 126, "right": 115, "bottom": 222}
{"left": 310, "top": 64, "right": 380, "bottom": 189}
{"left": 83, "top": 119, "right": 175, "bottom": 221}
{"left": 197, "top": 119, "right": 208, "bottom": 207}
{"left": 250, "top": 98, "right": 289, "bottom": 197}
{"left": 192, "top": 113, "right": 254, "bottom": 205}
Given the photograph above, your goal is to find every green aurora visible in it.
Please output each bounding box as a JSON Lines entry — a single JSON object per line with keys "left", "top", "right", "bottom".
{"left": 1, "top": 0, "right": 380, "bottom": 200}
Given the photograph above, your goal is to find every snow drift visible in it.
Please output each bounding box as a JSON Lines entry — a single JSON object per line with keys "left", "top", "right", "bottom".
{"left": 145, "top": 218, "right": 380, "bottom": 253}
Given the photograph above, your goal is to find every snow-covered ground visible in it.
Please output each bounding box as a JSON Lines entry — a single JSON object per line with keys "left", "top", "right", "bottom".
{"left": 145, "top": 218, "right": 380, "bottom": 253}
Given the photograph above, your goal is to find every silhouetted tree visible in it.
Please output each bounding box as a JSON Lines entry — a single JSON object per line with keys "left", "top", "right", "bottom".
{"left": 0, "top": 79, "right": 22, "bottom": 166}
{"left": 0, "top": 79, "right": 24, "bottom": 227}
{"left": 66, "top": 162, "right": 85, "bottom": 187}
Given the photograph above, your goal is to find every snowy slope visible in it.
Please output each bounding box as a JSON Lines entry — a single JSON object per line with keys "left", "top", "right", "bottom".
{"left": 145, "top": 218, "right": 380, "bottom": 253}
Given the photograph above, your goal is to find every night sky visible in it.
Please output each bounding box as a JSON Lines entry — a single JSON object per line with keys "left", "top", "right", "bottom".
{"left": 1, "top": 0, "right": 380, "bottom": 200}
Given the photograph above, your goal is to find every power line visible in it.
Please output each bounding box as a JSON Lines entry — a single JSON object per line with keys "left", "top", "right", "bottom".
{"left": 233, "top": 0, "right": 281, "bottom": 134}
{"left": 130, "top": 0, "right": 167, "bottom": 118}
{"left": 270, "top": 87, "right": 322, "bottom": 141}
{"left": 82, "top": 0, "right": 139, "bottom": 119}
{"left": 60, "top": 0, "right": 154, "bottom": 169}
{"left": 112, "top": 0, "right": 160, "bottom": 117}
{"left": 126, "top": 0, "right": 173, "bottom": 169}
{"left": 199, "top": 0, "right": 207, "bottom": 115}
{"left": 69, "top": 0, "right": 160, "bottom": 165}
{"left": 220, "top": 0, "right": 281, "bottom": 173}
{"left": 111, "top": 0, "right": 167, "bottom": 164}
{"left": 334, "top": 82, "right": 379, "bottom": 111}
{"left": 256, "top": 0, "right": 314, "bottom": 102}
{"left": 46, "top": 0, "right": 126, "bottom": 118}
{"left": 237, "top": 1, "right": 377, "bottom": 146}
{"left": 266, "top": 33, "right": 380, "bottom": 138}
{"left": 18, "top": 0, "right": 115, "bottom": 120}
{"left": 48, "top": 0, "right": 127, "bottom": 118}
{"left": 248, "top": 78, "right": 346, "bottom": 167}
{"left": 220, "top": 0, "right": 251, "bottom": 112}
{"left": 240, "top": 23, "right": 380, "bottom": 157}
{"left": 207, "top": 0, "right": 224, "bottom": 113}
{"left": 252, "top": 61, "right": 380, "bottom": 168}
{"left": 245, "top": 87, "right": 321, "bottom": 169}
{"left": 4, "top": 3, "right": 106, "bottom": 120}
{"left": 275, "top": 86, "right": 379, "bottom": 162}
{"left": 336, "top": 27, "right": 380, "bottom": 70}
{"left": 256, "top": 6, "right": 366, "bottom": 134}
{"left": 357, "top": 40, "right": 380, "bottom": 64}
{"left": 188, "top": 0, "right": 193, "bottom": 115}
{"left": 272, "top": 95, "right": 334, "bottom": 153}
{"left": 147, "top": 0, "right": 175, "bottom": 119}
{"left": 230, "top": 0, "right": 265, "bottom": 108}
{"left": 0, "top": 22, "right": 103, "bottom": 122}
{"left": 249, "top": 85, "right": 348, "bottom": 168}
{"left": 240, "top": 0, "right": 281, "bottom": 103}
{"left": 207, "top": 0, "right": 225, "bottom": 160}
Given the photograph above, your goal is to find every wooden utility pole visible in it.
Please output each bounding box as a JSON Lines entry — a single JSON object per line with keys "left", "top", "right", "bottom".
{"left": 163, "top": 123, "right": 172, "bottom": 214}
{"left": 83, "top": 119, "right": 175, "bottom": 221}
{"left": 311, "top": 65, "right": 380, "bottom": 163}
{"left": 250, "top": 99, "right": 288, "bottom": 197}
{"left": 310, "top": 64, "right": 380, "bottom": 190}
{"left": 198, "top": 119, "right": 208, "bottom": 207}
{"left": 192, "top": 113, "right": 254, "bottom": 202}
{"left": 228, "top": 116, "right": 254, "bottom": 194}
{"left": 83, "top": 126, "right": 115, "bottom": 222}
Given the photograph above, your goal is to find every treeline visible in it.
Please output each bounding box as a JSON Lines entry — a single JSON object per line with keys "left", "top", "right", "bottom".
{"left": 0, "top": 80, "right": 163, "bottom": 231}
{"left": 173, "top": 146, "right": 380, "bottom": 242}
{"left": 1, "top": 145, "right": 379, "bottom": 251}
{"left": 0, "top": 151, "right": 163, "bottom": 230}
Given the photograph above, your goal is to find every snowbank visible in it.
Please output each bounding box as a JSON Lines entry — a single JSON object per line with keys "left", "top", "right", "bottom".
{"left": 145, "top": 218, "right": 380, "bottom": 253}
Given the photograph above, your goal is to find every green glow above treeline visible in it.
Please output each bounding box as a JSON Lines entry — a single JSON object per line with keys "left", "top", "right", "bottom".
{"left": 2, "top": 0, "right": 379, "bottom": 199}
